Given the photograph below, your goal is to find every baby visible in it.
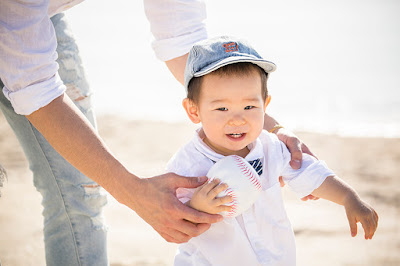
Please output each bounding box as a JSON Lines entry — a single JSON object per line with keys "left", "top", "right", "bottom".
{"left": 167, "top": 36, "right": 378, "bottom": 265}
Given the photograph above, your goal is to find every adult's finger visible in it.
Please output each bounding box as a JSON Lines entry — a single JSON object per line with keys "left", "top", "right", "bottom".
{"left": 275, "top": 128, "right": 303, "bottom": 169}
{"left": 172, "top": 174, "right": 208, "bottom": 189}
{"left": 134, "top": 177, "right": 219, "bottom": 241}
{"left": 156, "top": 228, "right": 182, "bottom": 243}
{"left": 157, "top": 201, "right": 213, "bottom": 240}
{"left": 287, "top": 140, "right": 302, "bottom": 170}
{"left": 174, "top": 217, "right": 212, "bottom": 239}
{"left": 178, "top": 200, "right": 223, "bottom": 225}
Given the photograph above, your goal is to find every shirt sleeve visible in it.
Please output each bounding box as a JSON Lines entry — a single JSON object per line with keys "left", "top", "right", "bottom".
{"left": 0, "top": 0, "right": 65, "bottom": 115}
{"left": 143, "top": 0, "right": 208, "bottom": 61}
{"left": 279, "top": 142, "right": 336, "bottom": 199}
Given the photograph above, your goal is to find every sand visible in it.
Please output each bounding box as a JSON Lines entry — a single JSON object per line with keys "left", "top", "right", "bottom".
{"left": 0, "top": 113, "right": 399, "bottom": 266}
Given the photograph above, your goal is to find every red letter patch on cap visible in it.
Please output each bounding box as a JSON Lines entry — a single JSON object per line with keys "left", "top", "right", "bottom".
{"left": 223, "top": 42, "right": 238, "bottom": 53}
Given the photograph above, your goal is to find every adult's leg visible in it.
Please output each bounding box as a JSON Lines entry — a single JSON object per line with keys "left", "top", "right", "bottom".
{"left": 0, "top": 13, "right": 108, "bottom": 266}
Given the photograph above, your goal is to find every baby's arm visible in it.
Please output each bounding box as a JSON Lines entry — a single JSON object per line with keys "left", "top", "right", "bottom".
{"left": 311, "top": 175, "right": 379, "bottom": 239}
{"left": 188, "top": 178, "right": 233, "bottom": 214}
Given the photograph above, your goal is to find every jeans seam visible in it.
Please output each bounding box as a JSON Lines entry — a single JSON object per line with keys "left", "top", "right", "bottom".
{"left": 28, "top": 121, "right": 82, "bottom": 266}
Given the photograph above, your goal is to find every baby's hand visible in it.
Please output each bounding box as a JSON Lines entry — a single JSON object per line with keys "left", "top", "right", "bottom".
{"left": 188, "top": 178, "right": 233, "bottom": 214}
{"left": 344, "top": 196, "right": 379, "bottom": 239}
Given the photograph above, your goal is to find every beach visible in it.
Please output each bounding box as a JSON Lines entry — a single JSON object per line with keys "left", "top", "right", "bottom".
{"left": 1, "top": 0, "right": 399, "bottom": 264}
{"left": 0, "top": 113, "right": 399, "bottom": 265}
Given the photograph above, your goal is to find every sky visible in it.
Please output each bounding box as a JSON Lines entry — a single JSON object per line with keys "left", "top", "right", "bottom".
{"left": 66, "top": 0, "right": 400, "bottom": 137}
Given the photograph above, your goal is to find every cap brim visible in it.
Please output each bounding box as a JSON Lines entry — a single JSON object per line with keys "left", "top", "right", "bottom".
{"left": 193, "top": 56, "right": 276, "bottom": 78}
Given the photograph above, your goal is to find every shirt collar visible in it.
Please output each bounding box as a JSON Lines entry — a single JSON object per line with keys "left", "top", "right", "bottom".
{"left": 193, "top": 127, "right": 264, "bottom": 162}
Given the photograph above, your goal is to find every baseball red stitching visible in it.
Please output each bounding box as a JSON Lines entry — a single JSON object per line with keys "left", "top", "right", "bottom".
{"left": 210, "top": 156, "right": 262, "bottom": 217}
{"left": 232, "top": 155, "right": 262, "bottom": 191}
{"left": 225, "top": 188, "right": 238, "bottom": 217}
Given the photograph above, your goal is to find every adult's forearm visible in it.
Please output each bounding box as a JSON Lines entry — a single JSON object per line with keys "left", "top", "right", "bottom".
{"left": 26, "top": 93, "right": 223, "bottom": 243}
{"left": 26, "top": 93, "right": 139, "bottom": 194}
{"left": 263, "top": 113, "right": 280, "bottom": 131}
{"left": 165, "top": 53, "right": 189, "bottom": 85}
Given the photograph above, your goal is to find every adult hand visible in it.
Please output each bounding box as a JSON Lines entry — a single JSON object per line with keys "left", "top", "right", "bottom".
{"left": 26, "top": 95, "right": 222, "bottom": 243}
{"left": 263, "top": 114, "right": 317, "bottom": 169}
{"left": 116, "top": 172, "right": 223, "bottom": 243}
{"left": 274, "top": 127, "right": 320, "bottom": 201}
{"left": 274, "top": 127, "right": 317, "bottom": 169}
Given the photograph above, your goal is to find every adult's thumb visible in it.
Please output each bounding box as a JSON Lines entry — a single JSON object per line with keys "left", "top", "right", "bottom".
{"left": 173, "top": 174, "right": 208, "bottom": 189}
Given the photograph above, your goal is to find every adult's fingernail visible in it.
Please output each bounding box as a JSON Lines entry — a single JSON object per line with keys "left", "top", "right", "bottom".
{"left": 198, "top": 176, "right": 207, "bottom": 183}
{"left": 291, "top": 160, "right": 301, "bottom": 169}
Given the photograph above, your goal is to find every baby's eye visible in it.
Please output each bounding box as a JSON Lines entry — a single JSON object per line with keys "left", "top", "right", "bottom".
{"left": 244, "top": 106, "right": 255, "bottom": 110}
{"left": 216, "top": 107, "right": 228, "bottom": 111}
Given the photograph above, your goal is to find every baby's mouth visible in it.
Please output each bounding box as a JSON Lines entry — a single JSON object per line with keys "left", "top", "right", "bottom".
{"left": 227, "top": 133, "right": 245, "bottom": 139}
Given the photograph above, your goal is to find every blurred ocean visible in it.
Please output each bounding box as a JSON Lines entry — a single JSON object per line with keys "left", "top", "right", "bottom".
{"left": 66, "top": 0, "right": 400, "bottom": 138}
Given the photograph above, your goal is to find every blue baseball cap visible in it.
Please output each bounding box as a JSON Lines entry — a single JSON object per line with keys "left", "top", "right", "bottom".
{"left": 184, "top": 36, "right": 276, "bottom": 90}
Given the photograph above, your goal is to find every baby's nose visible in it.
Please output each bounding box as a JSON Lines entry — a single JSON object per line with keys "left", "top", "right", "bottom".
{"left": 228, "top": 115, "right": 246, "bottom": 126}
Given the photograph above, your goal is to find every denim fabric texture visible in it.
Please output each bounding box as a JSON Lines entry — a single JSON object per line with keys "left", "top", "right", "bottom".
{"left": 0, "top": 13, "right": 108, "bottom": 266}
{"left": 184, "top": 36, "right": 277, "bottom": 90}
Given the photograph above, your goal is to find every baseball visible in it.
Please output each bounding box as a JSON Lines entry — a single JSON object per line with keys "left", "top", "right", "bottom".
{"left": 206, "top": 155, "right": 262, "bottom": 218}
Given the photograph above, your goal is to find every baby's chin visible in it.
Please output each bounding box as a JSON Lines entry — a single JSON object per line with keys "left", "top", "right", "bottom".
{"left": 220, "top": 145, "right": 251, "bottom": 157}
{"left": 204, "top": 137, "right": 251, "bottom": 156}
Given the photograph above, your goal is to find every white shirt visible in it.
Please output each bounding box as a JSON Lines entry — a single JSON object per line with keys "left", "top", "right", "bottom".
{"left": 167, "top": 129, "right": 335, "bottom": 266}
{"left": 0, "top": 0, "right": 207, "bottom": 115}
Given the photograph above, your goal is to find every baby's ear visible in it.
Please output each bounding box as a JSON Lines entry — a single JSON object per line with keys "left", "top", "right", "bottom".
{"left": 182, "top": 98, "right": 201, "bottom": 124}
{"left": 264, "top": 95, "right": 271, "bottom": 111}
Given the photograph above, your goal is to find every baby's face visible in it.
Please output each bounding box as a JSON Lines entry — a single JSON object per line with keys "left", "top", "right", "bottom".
{"left": 196, "top": 69, "right": 268, "bottom": 157}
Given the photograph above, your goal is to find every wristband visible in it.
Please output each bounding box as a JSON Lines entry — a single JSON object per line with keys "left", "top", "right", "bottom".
{"left": 268, "top": 125, "right": 284, "bottom": 133}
